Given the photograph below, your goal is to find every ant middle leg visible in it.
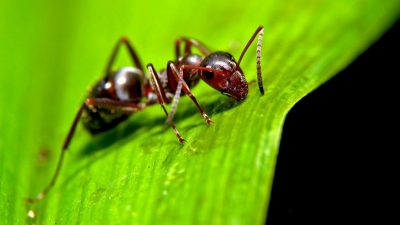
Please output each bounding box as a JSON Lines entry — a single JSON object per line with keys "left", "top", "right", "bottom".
{"left": 175, "top": 38, "right": 211, "bottom": 61}
{"left": 147, "top": 63, "right": 185, "bottom": 143}
{"left": 167, "top": 62, "right": 214, "bottom": 125}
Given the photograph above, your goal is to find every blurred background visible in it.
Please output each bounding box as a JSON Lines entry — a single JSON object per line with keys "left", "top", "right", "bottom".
{"left": 0, "top": 0, "right": 398, "bottom": 224}
{"left": 268, "top": 20, "right": 398, "bottom": 224}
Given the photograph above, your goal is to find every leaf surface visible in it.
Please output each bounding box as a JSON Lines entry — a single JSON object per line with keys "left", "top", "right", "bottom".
{"left": 0, "top": 0, "right": 398, "bottom": 224}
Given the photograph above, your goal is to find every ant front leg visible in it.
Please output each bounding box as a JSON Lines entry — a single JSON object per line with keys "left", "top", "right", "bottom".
{"left": 175, "top": 38, "right": 211, "bottom": 61}
{"left": 167, "top": 62, "right": 214, "bottom": 125}
{"left": 147, "top": 64, "right": 185, "bottom": 143}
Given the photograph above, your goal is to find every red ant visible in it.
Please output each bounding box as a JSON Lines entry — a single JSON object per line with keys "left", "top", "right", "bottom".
{"left": 26, "top": 25, "right": 265, "bottom": 203}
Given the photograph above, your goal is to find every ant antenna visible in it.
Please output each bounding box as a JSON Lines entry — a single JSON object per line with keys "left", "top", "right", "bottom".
{"left": 238, "top": 25, "right": 264, "bottom": 95}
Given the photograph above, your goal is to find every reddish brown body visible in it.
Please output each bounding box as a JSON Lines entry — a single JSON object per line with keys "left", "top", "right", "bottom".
{"left": 27, "top": 26, "right": 265, "bottom": 203}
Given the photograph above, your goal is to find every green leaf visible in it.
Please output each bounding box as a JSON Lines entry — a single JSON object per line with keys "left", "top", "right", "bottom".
{"left": 0, "top": 0, "right": 398, "bottom": 224}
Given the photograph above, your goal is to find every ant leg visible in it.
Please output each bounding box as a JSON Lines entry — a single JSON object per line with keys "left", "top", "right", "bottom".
{"left": 105, "top": 37, "right": 144, "bottom": 77}
{"left": 175, "top": 38, "right": 211, "bottom": 61}
{"left": 26, "top": 98, "right": 145, "bottom": 204}
{"left": 237, "top": 25, "right": 265, "bottom": 95}
{"left": 85, "top": 98, "right": 145, "bottom": 113}
{"left": 63, "top": 99, "right": 144, "bottom": 151}
{"left": 167, "top": 62, "right": 217, "bottom": 125}
{"left": 147, "top": 63, "right": 185, "bottom": 143}
{"left": 27, "top": 38, "right": 145, "bottom": 204}
{"left": 26, "top": 104, "right": 85, "bottom": 204}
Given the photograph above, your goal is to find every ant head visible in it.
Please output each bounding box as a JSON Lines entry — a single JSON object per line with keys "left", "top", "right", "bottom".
{"left": 199, "top": 51, "right": 248, "bottom": 101}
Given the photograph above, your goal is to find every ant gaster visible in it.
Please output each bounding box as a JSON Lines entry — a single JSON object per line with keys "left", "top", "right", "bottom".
{"left": 26, "top": 25, "right": 264, "bottom": 203}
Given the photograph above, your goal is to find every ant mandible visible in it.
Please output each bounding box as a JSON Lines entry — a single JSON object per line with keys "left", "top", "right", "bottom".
{"left": 26, "top": 25, "right": 264, "bottom": 203}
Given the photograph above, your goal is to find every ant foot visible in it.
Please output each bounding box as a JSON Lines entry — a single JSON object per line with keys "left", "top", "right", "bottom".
{"left": 205, "top": 116, "right": 213, "bottom": 125}
{"left": 178, "top": 137, "right": 186, "bottom": 144}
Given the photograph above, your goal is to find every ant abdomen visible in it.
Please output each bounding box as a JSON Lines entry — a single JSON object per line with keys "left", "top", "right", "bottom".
{"left": 111, "top": 67, "right": 144, "bottom": 102}
{"left": 81, "top": 102, "right": 129, "bottom": 134}
{"left": 82, "top": 67, "right": 144, "bottom": 134}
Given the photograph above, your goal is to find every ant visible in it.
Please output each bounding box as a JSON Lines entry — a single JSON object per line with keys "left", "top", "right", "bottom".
{"left": 26, "top": 25, "right": 265, "bottom": 204}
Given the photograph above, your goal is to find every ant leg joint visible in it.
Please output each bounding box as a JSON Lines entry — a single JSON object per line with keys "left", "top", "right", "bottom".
{"left": 203, "top": 113, "right": 213, "bottom": 125}
{"left": 120, "top": 36, "right": 129, "bottom": 42}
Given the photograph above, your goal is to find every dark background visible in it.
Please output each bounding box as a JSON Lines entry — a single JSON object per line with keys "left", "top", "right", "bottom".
{"left": 266, "top": 20, "right": 398, "bottom": 224}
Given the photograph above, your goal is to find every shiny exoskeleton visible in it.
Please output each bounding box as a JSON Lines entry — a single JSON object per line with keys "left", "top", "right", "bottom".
{"left": 82, "top": 67, "right": 145, "bottom": 133}
{"left": 27, "top": 25, "right": 265, "bottom": 204}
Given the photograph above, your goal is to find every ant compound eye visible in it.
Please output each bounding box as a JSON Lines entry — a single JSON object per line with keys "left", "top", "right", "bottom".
{"left": 203, "top": 71, "right": 214, "bottom": 80}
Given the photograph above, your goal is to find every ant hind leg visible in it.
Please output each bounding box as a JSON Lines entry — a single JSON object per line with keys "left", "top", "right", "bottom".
{"left": 105, "top": 37, "right": 144, "bottom": 77}
{"left": 26, "top": 97, "right": 145, "bottom": 204}
{"left": 26, "top": 103, "right": 85, "bottom": 204}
